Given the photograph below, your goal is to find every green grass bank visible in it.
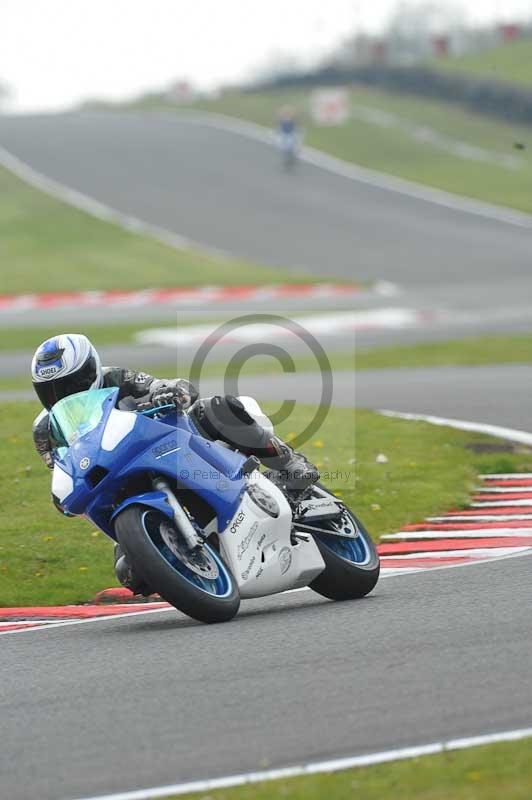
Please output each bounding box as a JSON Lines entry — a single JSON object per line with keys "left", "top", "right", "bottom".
{"left": 0, "top": 164, "right": 301, "bottom": 295}
{"left": 434, "top": 38, "right": 532, "bottom": 87}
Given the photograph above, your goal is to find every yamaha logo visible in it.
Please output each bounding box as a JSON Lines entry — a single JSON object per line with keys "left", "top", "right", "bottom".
{"left": 79, "top": 457, "right": 91, "bottom": 470}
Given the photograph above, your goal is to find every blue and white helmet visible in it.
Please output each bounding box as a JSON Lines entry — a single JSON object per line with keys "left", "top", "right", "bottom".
{"left": 31, "top": 334, "right": 103, "bottom": 409}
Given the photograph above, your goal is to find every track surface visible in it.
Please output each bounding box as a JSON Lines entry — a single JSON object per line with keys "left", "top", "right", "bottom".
{"left": 2, "top": 110, "right": 532, "bottom": 350}
{"left": 1, "top": 111, "right": 531, "bottom": 287}
{"left": 1, "top": 111, "right": 532, "bottom": 800}
{"left": 3, "top": 366, "right": 532, "bottom": 433}
{"left": 2, "top": 557, "right": 531, "bottom": 800}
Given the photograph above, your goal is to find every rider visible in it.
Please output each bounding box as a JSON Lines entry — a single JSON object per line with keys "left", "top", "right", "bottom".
{"left": 276, "top": 105, "right": 301, "bottom": 162}
{"left": 277, "top": 105, "right": 298, "bottom": 137}
{"left": 31, "top": 334, "right": 319, "bottom": 593}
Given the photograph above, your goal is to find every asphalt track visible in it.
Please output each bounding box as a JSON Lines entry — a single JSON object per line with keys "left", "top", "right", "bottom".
{"left": 2, "top": 556, "right": 532, "bottom": 800}
{"left": 1, "top": 109, "right": 532, "bottom": 286}
{"left": 2, "top": 109, "right": 532, "bottom": 351}
{"left": 1, "top": 111, "right": 532, "bottom": 800}
{"left": 3, "top": 366, "right": 532, "bottom": 434}
{"left": 2, "top": 110, "right": 532, "bottom": 332}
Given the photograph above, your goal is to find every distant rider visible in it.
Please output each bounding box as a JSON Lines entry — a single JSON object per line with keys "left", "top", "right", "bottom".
{"left": 31, "top": 334, "right": 319, "bottom": 593}
{"left": 276, "top": 105, "right": 301, "bottom": 166}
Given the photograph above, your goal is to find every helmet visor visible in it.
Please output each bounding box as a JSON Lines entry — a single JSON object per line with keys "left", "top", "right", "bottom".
{"left": 33, "top": 355, "right": 99, "bottom": 410}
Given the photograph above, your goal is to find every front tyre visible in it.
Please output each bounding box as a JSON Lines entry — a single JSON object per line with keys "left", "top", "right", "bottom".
{"left": 115, "top": 506, "right": 240, "bottom": 624}
{"left": 309, "top": 511, "right": 380, "bottom": 601}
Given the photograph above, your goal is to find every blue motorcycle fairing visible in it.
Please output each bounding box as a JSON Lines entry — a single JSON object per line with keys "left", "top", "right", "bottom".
{"left": 53, "top": 388, "right": 248, "bottom": 540}
{"left": 109, "top": 492, "right": 174, "bottom": 523}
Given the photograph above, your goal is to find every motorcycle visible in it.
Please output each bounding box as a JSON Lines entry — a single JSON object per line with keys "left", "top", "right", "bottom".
{"left": 50, "top": 388, "right": 380, "bottom": 624}
{"left": 277, "top": 130, "right": 300, "bottom": 171}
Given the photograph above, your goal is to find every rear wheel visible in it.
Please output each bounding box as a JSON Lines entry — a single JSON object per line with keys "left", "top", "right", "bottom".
{"left": 306, "top": 505, "right": 380, "bottom": 601}
{"left": 115, "top": 505, "right": 240, "bottom": 624}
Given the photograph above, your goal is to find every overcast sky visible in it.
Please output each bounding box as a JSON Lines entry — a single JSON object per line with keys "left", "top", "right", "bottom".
{"left": 1, "top": 0, "right": 531, "bottom": 112}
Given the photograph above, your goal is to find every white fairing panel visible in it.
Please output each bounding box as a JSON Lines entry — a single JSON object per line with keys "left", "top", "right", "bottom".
{"left": 220, "top": 472, "right": 325, "bottom": 599}
{"left": 52, "top": 464, "right": 74, "bottom": 503}
{"left": 101, "top": 409, "right": 137, "bottom": 451}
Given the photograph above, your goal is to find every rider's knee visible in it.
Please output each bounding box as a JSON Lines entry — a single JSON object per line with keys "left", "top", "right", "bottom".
{"left": 237, "top": 396, "right": 274, "bottom": 436}
{"left": 190, "top": 394, "right": 273, "bottom": 444}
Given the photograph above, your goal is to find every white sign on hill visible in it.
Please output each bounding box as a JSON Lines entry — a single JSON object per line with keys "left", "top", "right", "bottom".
{"left": 310, "top": 88, "right": 350, "bottom": 126}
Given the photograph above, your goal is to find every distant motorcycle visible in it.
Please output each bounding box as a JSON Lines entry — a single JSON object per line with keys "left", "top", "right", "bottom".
{"left": 50, "top": 388, "right": 380, "bottom": 623}
{"left": 277, "top": 130, "right": 300, "bottom": 171}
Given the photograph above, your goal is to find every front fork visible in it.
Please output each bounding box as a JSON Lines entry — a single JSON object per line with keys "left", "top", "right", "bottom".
{"left": 151, "top": 476, "right": 201, "bottom": 551}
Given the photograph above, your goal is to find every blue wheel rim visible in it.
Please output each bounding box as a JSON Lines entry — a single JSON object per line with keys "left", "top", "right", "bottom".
{"left": 318, "top": 531, "right": 371, "bottom": 565}
{"left": 315, "top": 512, "right": 373, "bottom": 566}
{"left": 141, "top": 511, "right": 233, "bottom": 598}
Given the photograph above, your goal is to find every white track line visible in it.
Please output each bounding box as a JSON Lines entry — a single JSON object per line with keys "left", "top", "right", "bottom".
{"left": 380, "top": 410, "right": 532, "bottom": 447}
{"left": 428, "top": 515, "right": 532, "bottom": 522}
{"left": 480, "top": 473, "right": 532, "bottom": 479}
{"left": 381, "top": 546, "right": 531, "bottom": 560}
{"left": 72, "top": 725, "right": 532, "bottom": 800}
{"left": 472, "top": 500, "right": 532, "bottom": 508}
{"left": 0, "top": 620, "right": 51, "bottom": 629}
{"left": 177, "top": 112, "right": 532, "bottom": 229}
{"left": 0, "top": 605, "right": 179, "bottom": 638}
{"left": 383, "top": 527, "right": 532, "bottom": 537}
{"left": 0, "top": 587, "right": 308, "bottom": 638}
{"left": 475, "top": 486, "right": 532, "bottom": 493}
{"left": 381, "top": 529, "right": 532, "bottom": 540}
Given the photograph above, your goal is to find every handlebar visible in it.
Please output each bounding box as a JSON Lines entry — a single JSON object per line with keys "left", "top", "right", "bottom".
{"left": 118, "top": 392, "right": 186, "bottom": 418}
{"left": 138, "top": 403, "right": 179, "bottom": 418}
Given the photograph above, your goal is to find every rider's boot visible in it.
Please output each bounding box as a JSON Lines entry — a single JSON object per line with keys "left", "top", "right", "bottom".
{"left": 261, "top": 436, "right": 319, "bottom": 494}
{"left": 114, "top": 544, "right": 151, "bottom": 597}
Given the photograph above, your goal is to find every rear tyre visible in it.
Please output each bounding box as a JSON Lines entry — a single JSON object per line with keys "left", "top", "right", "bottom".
{"left": 115, "top": 505, "right": 240, "bottom": 624}
{"left": 309, "top": 510, "right": 380, "bottom": 601}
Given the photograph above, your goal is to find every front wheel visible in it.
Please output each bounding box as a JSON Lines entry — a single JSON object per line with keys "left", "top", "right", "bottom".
{"left": 115, "top": 506, "right": 240, "bottom": 624}
{"left": 308, "top": 508, "right": 380, "bottom": 601}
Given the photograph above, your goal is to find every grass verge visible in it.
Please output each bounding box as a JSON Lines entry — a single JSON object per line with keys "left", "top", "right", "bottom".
{"left": 434, "top": 38, "right": 532, "bottom": 87}
{"left": 353, "top": 334, "right": 532, "bottom": 370}
{"left": 164, "top": 86, "right": 532, "bottom": 214}
{"left": 2, "top": 400, "right": 532, "bottom": 607}
{"left": 168, "top": 737, "right": 532, "bottom": 800}
{"left": 170, "top": 333, "right": 532, "bottom": 374}
{"left": 0, "top": 164, "right": 302, "bottom": 295}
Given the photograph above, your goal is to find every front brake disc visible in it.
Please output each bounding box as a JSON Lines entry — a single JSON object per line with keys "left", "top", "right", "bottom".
{"left": 160, "top": 522, "right": 219, "bottom": 579}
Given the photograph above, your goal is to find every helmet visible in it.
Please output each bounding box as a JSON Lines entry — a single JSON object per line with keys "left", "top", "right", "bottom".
{"left": 31, "top": 334, "right": 103, "bottom": 410}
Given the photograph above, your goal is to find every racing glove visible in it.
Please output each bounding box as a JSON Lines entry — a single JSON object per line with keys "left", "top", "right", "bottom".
{"left": 149, "top": 379, "right": 196, "bottom": 410}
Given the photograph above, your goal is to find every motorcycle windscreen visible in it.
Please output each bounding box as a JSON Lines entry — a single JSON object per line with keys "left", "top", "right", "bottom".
{"left": 50, "top": 387, "right": 116, "bottom": 447}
